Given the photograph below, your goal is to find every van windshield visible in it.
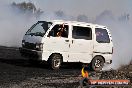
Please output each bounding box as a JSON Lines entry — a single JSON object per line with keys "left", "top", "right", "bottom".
{"left": 26, "top": 21, "right": 52, "bottom": 37}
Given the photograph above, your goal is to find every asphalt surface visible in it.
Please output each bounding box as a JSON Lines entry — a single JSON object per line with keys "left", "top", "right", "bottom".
{"left": 0, "top": 46, "right": 131, "bottom": 88}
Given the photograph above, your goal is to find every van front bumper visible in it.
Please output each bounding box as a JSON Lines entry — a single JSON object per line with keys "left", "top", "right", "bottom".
{"left": 19, "top": 47, "right": 42, "bottom": 60}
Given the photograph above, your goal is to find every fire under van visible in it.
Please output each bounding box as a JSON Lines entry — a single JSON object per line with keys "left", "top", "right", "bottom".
{"left": 19, "top": 20, "right": 113, "bottom": 71}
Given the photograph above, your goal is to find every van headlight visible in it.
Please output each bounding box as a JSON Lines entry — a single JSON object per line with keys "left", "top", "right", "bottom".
{"left": 22, "top": 40, "right": 25, "bottom": 47}
{"left": 36, "top": 43, "right": 43, "bottom": 51}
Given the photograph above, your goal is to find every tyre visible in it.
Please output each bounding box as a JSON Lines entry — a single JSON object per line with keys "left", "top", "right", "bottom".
{"left": 49, "top": 54, "right": 62, "bottom": 70}
{"left": 91, "top": 56, "right": 104, "bottom": 71}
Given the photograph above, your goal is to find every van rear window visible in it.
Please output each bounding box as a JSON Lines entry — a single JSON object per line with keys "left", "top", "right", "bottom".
{"left": 95, "top": 28, "right": 110, "bottom": 43}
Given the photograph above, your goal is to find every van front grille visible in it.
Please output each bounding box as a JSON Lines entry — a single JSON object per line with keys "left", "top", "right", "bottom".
{"left": 23, "top": 42, "right": 36, "bottom": 50}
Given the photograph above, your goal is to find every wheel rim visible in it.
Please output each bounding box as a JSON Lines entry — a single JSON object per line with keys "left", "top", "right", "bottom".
{"left": 94, "top": 59, "right": 102, "bottom": 68}
{"left": 53, "top": 59, "right": 61, "bottom": 68}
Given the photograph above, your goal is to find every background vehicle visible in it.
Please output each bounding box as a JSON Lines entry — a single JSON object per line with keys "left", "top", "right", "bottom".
{"left": 19, "top": 20, "right": 113, "bottom": 71}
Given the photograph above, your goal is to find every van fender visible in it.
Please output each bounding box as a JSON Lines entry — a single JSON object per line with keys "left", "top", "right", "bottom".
{"left": 42, "top": 51, "right": 63, "bottom": 62}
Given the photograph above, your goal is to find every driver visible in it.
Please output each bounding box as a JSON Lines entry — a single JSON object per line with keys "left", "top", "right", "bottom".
{"left": 56, "top": 24, "right": 65, "bottom": 37}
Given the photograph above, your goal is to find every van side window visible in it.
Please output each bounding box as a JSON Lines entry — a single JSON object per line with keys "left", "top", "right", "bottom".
{"left": 95, "top": 28, "right": 110, "bottom": 43}
{"left": 49, "top": 24, "right": 68, "bottom": 38}
{"left": 72, "top": 26, "right": 92, "bottom": 40}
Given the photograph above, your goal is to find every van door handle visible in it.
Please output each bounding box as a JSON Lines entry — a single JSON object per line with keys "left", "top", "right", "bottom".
{"left": 72, "top": 40, "right": 74, "bottom": 44}
{"left": 65, "top": 40, "right": 69, "bottom": 42}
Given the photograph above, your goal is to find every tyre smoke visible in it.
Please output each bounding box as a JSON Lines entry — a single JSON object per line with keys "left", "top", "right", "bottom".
{"left": 0, "top": 0, "right": 37, "bottom": 47}
{"left": 95, "top": 11, "right": 132, "bottom": 70}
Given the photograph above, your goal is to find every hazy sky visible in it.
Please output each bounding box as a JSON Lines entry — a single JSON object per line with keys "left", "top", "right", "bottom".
{"left": 2, "top": 0, "right": 132, "bottom": 16}
{"left": 22, "top": 0, "right": 131, "bottom": 18}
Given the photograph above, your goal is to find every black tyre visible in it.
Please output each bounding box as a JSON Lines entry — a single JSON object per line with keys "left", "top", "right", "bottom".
{"left": 49, "top": 54, "right": 62, "bottom": 70}
{"left": 91, "top": 56, "right": 104, "bottom": 71}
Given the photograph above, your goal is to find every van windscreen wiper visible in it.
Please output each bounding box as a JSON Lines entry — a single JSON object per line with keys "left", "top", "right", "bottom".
{"left": 34, "top": 32, "right": 44, "bottom": 37}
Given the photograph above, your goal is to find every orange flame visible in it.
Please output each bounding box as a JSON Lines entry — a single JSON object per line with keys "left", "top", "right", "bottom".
{"left": 81, "top": 67, "right": 89, "bottom": 78}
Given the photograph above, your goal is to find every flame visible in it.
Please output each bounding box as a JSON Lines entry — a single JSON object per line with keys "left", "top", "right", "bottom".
{"left": 81, "top": 67, "right": 89, "bottom": 78}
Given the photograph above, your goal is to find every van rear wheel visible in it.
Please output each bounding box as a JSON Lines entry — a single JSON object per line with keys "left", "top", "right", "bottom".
{"left": 50, "top": 54, "right": 62, "bottom": 70}
{"left": 91, "top": 56, "right": 104, "bottom": 71}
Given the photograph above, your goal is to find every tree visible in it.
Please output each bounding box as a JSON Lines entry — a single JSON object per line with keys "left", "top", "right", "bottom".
{"left": 77, "top": 15, "right": 88, "bottom": 22}
{"left": 11, "top": 1, "right": 43, "bottom": 17}
{"left": 55, "top": 10, "right": 65, "bottom": 17}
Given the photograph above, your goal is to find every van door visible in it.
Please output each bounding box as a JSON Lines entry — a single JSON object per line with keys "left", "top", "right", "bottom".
{"left": 94, "top": 28, "right": 112, "bottom": 54}
{"left": 44, "top": 24, "right": 69, "bottom": 61}
{"left": 69, "top": 26, "right": 93, "bottom": 63}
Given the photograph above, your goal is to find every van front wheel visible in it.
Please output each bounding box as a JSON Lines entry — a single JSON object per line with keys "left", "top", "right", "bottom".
{"left": 91, "top": 56, "right": 104, "bottom": 71}
{"left": 50, "top": 54, "right": 62, "bottom": 70}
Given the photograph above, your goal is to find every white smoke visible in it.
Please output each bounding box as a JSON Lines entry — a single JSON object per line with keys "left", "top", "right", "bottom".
{"left": 95, "top": 10, "right": 132, "bottom": 70}
{"left": 0, "top": 0, "right": 132, "bottom": 69}
{"left": 0, "top": 0, "right": 37, "bottom": 47}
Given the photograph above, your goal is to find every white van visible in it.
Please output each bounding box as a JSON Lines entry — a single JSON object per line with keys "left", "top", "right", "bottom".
{"left": 19, "top": 20, "right": 113, "bottom": 71}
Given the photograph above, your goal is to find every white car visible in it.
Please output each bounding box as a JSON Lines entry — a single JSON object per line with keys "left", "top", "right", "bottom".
{"left": 19, "top": 20, "right": 113, "bottom": 71}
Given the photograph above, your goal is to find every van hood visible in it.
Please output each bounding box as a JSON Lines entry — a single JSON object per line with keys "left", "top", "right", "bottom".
{"left": 23, "top": 35, "right": 42, "bottom": 44}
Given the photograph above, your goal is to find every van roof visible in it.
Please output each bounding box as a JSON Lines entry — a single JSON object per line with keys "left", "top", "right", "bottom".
{"left": 39, "top": 20, "right": 107, "bottom": 29}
